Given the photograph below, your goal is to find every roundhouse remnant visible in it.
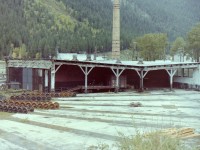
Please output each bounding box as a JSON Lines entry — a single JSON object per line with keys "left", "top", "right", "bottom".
{"left": 6, "top": 54, "right": 200, "bottom": 93}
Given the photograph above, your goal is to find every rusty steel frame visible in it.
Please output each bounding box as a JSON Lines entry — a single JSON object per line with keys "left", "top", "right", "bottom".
{"left": 7, "top": 59, "right": 200, "bottom": 92}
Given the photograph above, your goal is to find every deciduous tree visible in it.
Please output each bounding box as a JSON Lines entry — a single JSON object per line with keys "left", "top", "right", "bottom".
{"left": 170, "top": 37, "right": 186, "bottom": 60}
{"left": 187, "top": 23, "right": 200, "bottom": 62}
{"left": 136, "top": 33, "right": 168, "bottom": 61}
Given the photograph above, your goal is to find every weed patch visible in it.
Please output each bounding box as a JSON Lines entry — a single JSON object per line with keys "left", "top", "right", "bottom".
{"left": 117, "top": 130, "right": 182, "bottom": 150}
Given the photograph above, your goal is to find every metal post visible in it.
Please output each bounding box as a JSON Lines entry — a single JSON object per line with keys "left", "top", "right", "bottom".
{"left": 136, "top": 70, "right": 149, "bottom": 92}
{"left": 48, "top": 69, "right": 51, "bottom": 92}
{"left": 51, "top": 63, "right": 63, "bottom": 92}
{"left": 80, "top": 66, "right": 94, "bottom": 93}
{"left": 170, "top": 74, "right": 173, "bottom": 90}
{"left": 140, "top": 70, "right": 144, "bottom": 91}
{"left": 116, "top": 69, "right": 119, "bottom": 92}
{"left": 111, "top": 68, "right": 124, "bottom": 93}
{"left": 166, "top": 69, "right": 177, "bottom": 91}
{"left": 85, "top": 67, "right": 88, "bottom": 93}
{"left": 42, "top": 69, "right": 45, "bottom": 92}
{"left": 51, "top": 64, "right": 55, "bottom": 91}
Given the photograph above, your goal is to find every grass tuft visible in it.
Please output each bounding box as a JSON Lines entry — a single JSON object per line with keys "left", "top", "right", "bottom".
{"left": 117, "top": 130, "right": 182, "bottom": 150}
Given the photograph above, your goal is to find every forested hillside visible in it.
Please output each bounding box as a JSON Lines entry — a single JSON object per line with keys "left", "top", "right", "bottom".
{"left": 0, "top": 0, "right": 199, "bottom": 58}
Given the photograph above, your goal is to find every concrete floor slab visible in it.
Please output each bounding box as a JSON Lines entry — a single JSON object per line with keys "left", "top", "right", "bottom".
{"left": 0, "top": 89, "right": 199, "bottom": 149}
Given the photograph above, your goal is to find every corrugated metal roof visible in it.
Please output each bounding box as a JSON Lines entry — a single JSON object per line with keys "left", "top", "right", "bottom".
{"left": 57, "top": 53, "right": 198, "bottom": 67}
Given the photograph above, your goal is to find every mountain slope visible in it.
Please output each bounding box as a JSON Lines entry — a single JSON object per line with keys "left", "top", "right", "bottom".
{"left": 0, "top": 0, "right": 199, "bottom": 58}
{"left": 132, "top": 0, "right": 200, "bottom": 39}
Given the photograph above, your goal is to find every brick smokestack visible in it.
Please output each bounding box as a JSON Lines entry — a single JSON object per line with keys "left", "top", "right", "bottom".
{"left": 112, "top": 0, "right": 120, "bottom": 59}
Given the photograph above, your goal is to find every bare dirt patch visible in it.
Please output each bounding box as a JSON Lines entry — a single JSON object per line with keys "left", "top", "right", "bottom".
{"left": 0, "top": 112, "right": 13, "bottom": 119}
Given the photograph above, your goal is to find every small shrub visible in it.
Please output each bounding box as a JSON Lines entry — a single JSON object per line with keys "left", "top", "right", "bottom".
{"left": 20, "top": 117, "right": 30, "bottom": 123}
{"left": 117, "top": 130, "right": 185, "bottom": 150}
{"left": 87, "top": 143, "right": 110, "bottom": 150}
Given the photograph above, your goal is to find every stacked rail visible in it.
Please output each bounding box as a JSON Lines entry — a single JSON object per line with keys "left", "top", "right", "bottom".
{"left": 10, "top": 94, "right": 51, "bottom": 101}
{"left": 6, "top": 100, "right": 59, "bottom": 110}
{"left": 12, "top": 91, "right": 76, "bottom": 99}
{"left": 0, "top": 100, "right": 34, "bottom": 114}
{"left": 49, "top": 91, "right": 76, "bottom": 97}
{"left": 0, "top": 91, "right": 76, "bottom": 114}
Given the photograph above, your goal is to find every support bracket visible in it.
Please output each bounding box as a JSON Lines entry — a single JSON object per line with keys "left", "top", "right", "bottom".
{"left": 166, "top": 69, "right": 177, "bottom": 90}
{"left": 79, "top": 66, "right": 94, "bottom": 75}
{"left": 136, "top": 70, "right": 149, "bottom": 91}
{"left": 111, "top": 68, "right": 125, "bottom": 77}
{"left": 79, "top": 66, "right": 94, "bottom": 93}
{"left": 55, "top": 64, "right": 63, "bottom": 73}
{"left": 166, "top": 69, "right": 177, "bottom": 77}
{"left": 111, "top": 68, "right": 125, "bottom": 92}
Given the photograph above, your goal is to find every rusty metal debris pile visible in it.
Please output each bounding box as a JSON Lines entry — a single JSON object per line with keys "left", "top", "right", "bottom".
{"left": 50, "top": 91, "right": 76, "bottom": 97}
{"left": 0, "top": 91, "right": 76, "bottom": 114}
{"left": 129, "top": 102, "right": 142, "bottom": 107}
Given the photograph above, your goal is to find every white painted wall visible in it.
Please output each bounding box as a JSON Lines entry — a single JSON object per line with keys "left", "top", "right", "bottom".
{"left": 174, "top": 65, "right": 200, "bottom": 86}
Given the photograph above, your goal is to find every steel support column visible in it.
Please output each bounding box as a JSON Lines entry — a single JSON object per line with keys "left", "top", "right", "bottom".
{"left": 136, "top": 70, "right": 149, "bottom": 91}
{"left": 51, "top": 64, "right": 55, "bottom": 91}
{"left": 48, "top": 69, "right": 51, "bottom": 92}
{"left": 51, "top": 63, "right": 63, "bottom": 92}
{"left": 166, "top": 69, "right": 177, "bottom": 91}
{"left": 111, "top": 68, "right": 124, "bottom": 92}
{"left": 80, "top": 66, "right": 94, "bottom": 93}
{"left": 42, "top": 69, "right": 45, "bottom": 92}
{"left": 5, "top": 58, "right": 9, "bottom": 85}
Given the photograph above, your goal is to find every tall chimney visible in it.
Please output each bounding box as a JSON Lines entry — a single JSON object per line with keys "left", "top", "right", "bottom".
{"left": 112, "top": 0, "right": 120, "bottom": 59}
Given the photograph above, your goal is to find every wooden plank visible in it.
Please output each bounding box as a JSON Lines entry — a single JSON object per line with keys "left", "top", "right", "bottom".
{"left": 182, "top": 134, "right": 200, "bottom": 139}
{"left": 148, "top": 128, "right": 198, "bottom": 139}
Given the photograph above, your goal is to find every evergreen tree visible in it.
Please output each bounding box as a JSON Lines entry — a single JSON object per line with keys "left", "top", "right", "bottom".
{"left": 0, "top": 0, "right": 199, "bottom": 58}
